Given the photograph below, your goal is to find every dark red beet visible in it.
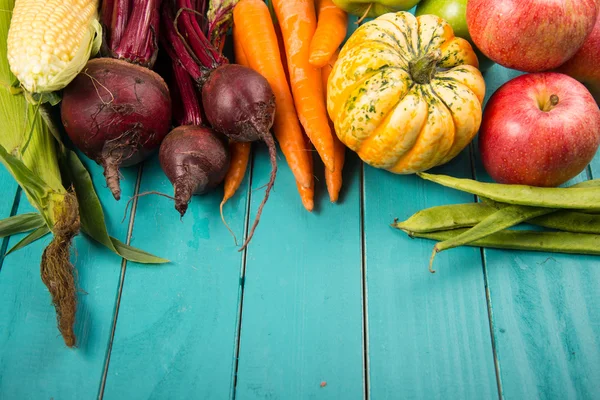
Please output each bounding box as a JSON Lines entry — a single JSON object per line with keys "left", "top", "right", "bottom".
{"left": 61, "top": 58, "right": 172, "bottom": 200}
{"left": 201, "top": 64, "right": 277, "bottom": 250}
{"left": 159, "top": 125, "right": 230, "bottom": 216}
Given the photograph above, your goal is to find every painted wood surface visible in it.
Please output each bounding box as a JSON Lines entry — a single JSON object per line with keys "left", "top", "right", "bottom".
{"left": 473, "top": 65, "right": 600, "bottom": 400}
{"left": 234, "top": 149, "right": 365, "bottom": 400}
{"left": 363, "top": 149, "right": 498, "bottom": 400}
{"left": 0, "top": 159, "right": 136, "bottom": 398}
{"left": 102, "top": 155, "right": 250, "bottom": 400}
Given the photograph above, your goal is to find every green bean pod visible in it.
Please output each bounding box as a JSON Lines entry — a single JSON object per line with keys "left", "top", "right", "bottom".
{"left": 417, "top": 173, "right": 600, "bottom": 211}
{"left": 432, "top": 205, "right": 553, "bottom": 254}
{"left": 395, "top": 202, "right": 600, "bottom": 234}
{"left": 392, "top": 203, "right": 495, "bottom": 233}
{"left": 402, "top": 228, "right": 600, "bottom": 272}
{"left": 530, "top": 211, "right": 600, "bottom": 233}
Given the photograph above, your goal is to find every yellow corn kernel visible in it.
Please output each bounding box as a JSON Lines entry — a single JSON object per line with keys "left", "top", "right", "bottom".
{"left": 7, "top": 0, "right": 101, "bottom": 94}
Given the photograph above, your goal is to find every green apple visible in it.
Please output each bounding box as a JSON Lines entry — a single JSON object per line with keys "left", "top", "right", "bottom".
{"left": 415, "top": 0, "right": 494, "bottom": 70}
{"left": 333, "top": 0, "right": 422, "bottom": 19}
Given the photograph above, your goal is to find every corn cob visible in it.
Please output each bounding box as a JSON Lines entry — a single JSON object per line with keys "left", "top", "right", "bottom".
{"left": 2, "top": 0, "right": 80, "bottom": 347}
{"left": 7, "top": 0, "right": 101, "bottom": 95}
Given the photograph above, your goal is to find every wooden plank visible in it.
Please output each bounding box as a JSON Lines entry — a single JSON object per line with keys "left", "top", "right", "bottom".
{"left": 363, "top": 147, "right": 498, "bottom": 399}
{"left": 473, "top": 64, "right": 600, "bottom": 400}
{"left": 0, "top": 158, "right": 135, "bottom": 398}
{"left": 234, "top": 148, "right": 365, "bottom": 399}
{"left": 101, "top": 154, "right": 249, "bottom": 399}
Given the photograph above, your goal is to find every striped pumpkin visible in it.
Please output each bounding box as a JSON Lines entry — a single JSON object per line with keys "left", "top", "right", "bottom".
{"left": 327, "top": 11, "right": 486, "bottom": 174}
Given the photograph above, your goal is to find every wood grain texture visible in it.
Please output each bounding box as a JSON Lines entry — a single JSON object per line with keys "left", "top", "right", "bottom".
{"left": 0, "top": 158, "right": 135, "bottom": 398}
{"left": 234, "top": 148, "right": 365, "bottom": 400}
{"left": 474, "top": 64, "right": 600, "bottom": 400}
{"left": 102, "top": 155, "right": 250, "bottom": 400}
{"left": 363, "top": 148, "right": 498, "bottom": 399}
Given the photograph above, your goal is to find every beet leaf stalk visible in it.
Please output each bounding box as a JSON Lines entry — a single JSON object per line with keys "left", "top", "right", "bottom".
{"left": 162, "top": 0, "right": 278, "bottom": 250}
{"left": 62, "top": 0, "right": 172, "bottom": 201}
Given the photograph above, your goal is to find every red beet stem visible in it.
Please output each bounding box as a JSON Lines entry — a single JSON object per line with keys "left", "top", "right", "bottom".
{"left": 161, "top": 0, "right": 227, "bottom": 80}
{"left": 176, "top": 0, "right": 222, "bottom": 68}
{"left": 109, "top": 0, "right": 130, "bottom": 52}
{"left": 239, "top": 133, "right": 277, "bottom": 252}
{"left": 160, "top": 3, "right": 204, "bottom": 81}
{"left": 173, "top": 61, "right": 203, "bottom": 126}
{"left": 114, "top": 0, "right": 161, "bottom": 67}
{"left": 101, "top": 0, "right": 115, "bottom": 39}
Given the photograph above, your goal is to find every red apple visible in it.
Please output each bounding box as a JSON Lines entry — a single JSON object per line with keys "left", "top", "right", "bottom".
{"left": 556, "top": 11, "right": 600, "bottom": 104}
{"left": 467, "top": 0, "right": 598, "bottom": 73}
{"left": 479, "top": 73, "right": 600, "bottom": 187}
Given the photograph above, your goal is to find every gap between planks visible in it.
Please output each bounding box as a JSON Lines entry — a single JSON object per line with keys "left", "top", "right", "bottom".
{"left": 360, "top": 161, "right": 371, "bottom": 400}
{"left": 98, "top": 165, "right": 144, "bottom": 400}
{"left": 230, "top": 149, "right": 255, "bottom": 400}
{"left": 0, "top": 187, "right": 22, "bottom": 273}
{"left": 469, "top": 143, "right": 504, "bottom": 400}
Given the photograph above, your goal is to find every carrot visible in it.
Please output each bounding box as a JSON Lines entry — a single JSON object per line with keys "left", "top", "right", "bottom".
{"left": 309, "top": 0, "right": 348, "bottom": 68}
{"left": 220, "top": 141, "right": 252, "bottom": 243}
{"left": 233, "top": 23, "right": 248, "bottom": 66}
{"left": 272, "top": 0, "right": 336, "bottom": 173}
{"left": 321, "top": 50, "right": 345, "bottom": 202}
{"left": 233, "top": 0, "right": 313, "bottom": 189}
{"left": 296, "top": 134, "right": 315, "bottom": 212}
{"left": 274, "top": 22, "right": 289, "bottom": 84}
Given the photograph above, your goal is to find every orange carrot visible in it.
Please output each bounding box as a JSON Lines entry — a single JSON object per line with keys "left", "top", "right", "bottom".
{"left": 296, "top": 134, "right": 315, "bottom": 212}
{"left": 274, "top": 22, "right": 289, "bottom": 84}
{"left": 220, "top": 141, "right": 252, "bottom": 243}
{"left": 309, "top": 0, "right": 348, "bottom": 68}
{"left": 233, "top": 23, "right": 248, "bottom": 66}
{"left": 233, "top": 0, "right": 313, "bottom": 189}
{"left": 322, "top": 50, "right": 345, "bottom": 202}
{"left": 272, "top": 0, "right": 336, "bottom": 173}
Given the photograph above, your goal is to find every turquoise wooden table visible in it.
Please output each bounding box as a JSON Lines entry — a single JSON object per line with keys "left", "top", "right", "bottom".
{"left": 1, "top": 14, "right": 600, "bottom": 400}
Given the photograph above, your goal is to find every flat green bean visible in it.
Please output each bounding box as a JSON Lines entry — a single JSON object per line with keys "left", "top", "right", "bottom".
{"left": 432, "top": 204, "right": 552, "bottom": 253}
{"left": 417, "top": 173, "right": 600, "bottom": 211}
{"left": 394, "top": 202, "right": 600, "bottom": 234}
{"left": 482, "top": 197, "right": 600, "bottom": 233}
{"left": 392, "top": 203, "right": 495, "bottom": 233}
{"left": 531, "top": 211, "right": 600, "bottom": 233}
{"left": 401, "top": 228, "right": 600, "bottom": 272}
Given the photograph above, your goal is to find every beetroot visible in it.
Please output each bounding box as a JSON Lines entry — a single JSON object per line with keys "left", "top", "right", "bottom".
{"left": 202, "top": 64, "right": 278, "bottom": 249}
{"left": 61, "top": 59, "right": 171, "bottom": 200}
{"left": 159, "top": 126, "right": 230, "bottom": 216}
{"left": 61, "top": 0, "right": 170, "bottom": 200}
{"left": 160, "top": 2, "right": 278, "bottom": 250}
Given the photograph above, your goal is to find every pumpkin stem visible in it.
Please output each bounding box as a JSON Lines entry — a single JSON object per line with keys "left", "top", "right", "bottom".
{"left": 409, "top": 49, "right": 443, "bottom": 84}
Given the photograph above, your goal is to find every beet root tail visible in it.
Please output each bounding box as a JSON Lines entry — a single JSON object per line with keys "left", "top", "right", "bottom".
{"left": 174, "top": 179, "right": 195, "bottom": 217}
{"left": 239, "top": 134, "right": 277, "bottom": 251}
{"left": 102, "top": 159, "right": 122, "bottom": 201}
